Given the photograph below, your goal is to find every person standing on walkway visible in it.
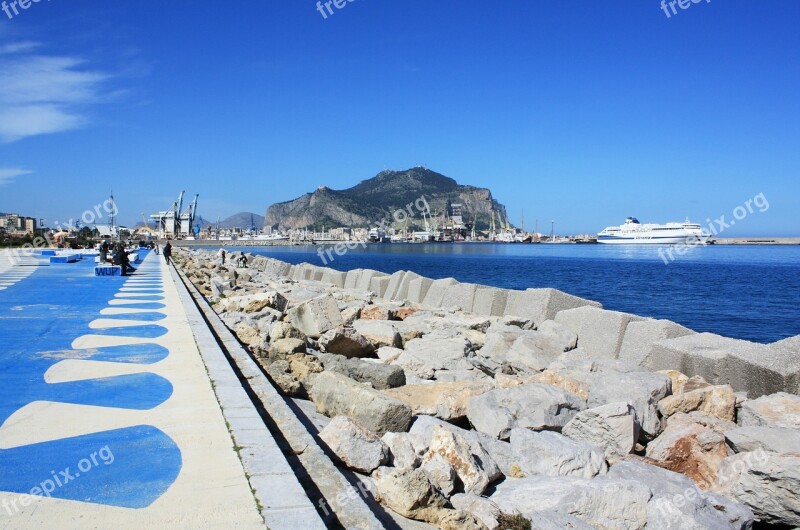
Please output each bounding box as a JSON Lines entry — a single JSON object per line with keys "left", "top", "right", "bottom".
{"left": 163, "top": 241, "right": 172, "bottom": 265}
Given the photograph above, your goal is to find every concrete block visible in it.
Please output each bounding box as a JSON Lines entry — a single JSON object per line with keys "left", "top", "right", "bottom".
{"left": 369, "top": 276, "right": 391, "bottom": 298}
{"left": 440, "top": 282, "right": 482, "bottom": 311}
{"left": 383, "top": 270, "right": 408, "bottom": 300}
{"left": 505, "top": 288, "right": 601, "bottom": 325}
{"left": 618, "top": 319, "right": 695, "bottom": 368}
{"left": 344, "top": 269, "right": 364, "bottom": 290}
{"left": 309, "top": 265, "right": 326, "bottom": 282}
{"left": 356, "top": 269, "right": 388, "bottom": 292}
{"left": 472, "top": 286, "right": 508, "bottom": 317}
{"left": 555, "top": 306, "right": 645, "bottom": 359}
{"left": 50, "top": 254, "right": 79, "bottom": 263}
{"left": 648, "top": 333, "right": 800, "bottom": 398}
{"left": 395, "top": 271, "right": 423, "bottom": 301}
{"left": 421, "top": 278, "right": 459, "bottom": 308}
{"left": 771, "top": 334, "right": 800, "bottom": 353}
{"left": 320, "top": 268, "right": 347, "bottom": 288}
{"left": 257, "top": 258, "right": 292, "bottom": 278}
{"left": 407, "top": 276, "right": 434, "bottom": 304}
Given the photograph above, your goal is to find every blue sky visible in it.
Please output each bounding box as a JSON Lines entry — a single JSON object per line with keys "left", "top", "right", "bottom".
{"left": 0, "top": 0, "right": 798, "bottom": 235}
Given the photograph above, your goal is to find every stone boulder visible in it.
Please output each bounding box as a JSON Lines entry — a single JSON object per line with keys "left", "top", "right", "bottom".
{"left": 509, "top": 428, "right": 607, "bottom": 479}
{"left": 713, "top": 451, "right": 800, "bottom": 527}
{"left": 352, "top": 319, "right": 403, "bottom": 349}
{"left": 318, "top": 353, "right": 405, "bottom": 390}
{"left": 562, "top": 402, "right": 639, "bottom": 461}
{"left": 490, "top": 476, "right": 651, "bottom": 530}
{"left": 737, "top": 392, "right": 800, "bottom": 429}
{"left": 268, "top": 337, "right": 306, "bottom": 359}
{"left": 725, "top": 426, "right": 800, "bottom": 454}
{"left": 421, "top": 425, "right": 502, "bottom": 495}
{"left": 467, "top": 383, "right": 586, "bottom": 440}
{"left": 319, "top": 416, "right": 389, "bottom": 473}
{"left": 268, "top": 321, "right": 306, "bottom": 343}
{"left": 478, "top": 321, "right": 577, "bottom": 373}
{"left": 393, "top": 336, "right": 474, "bottom": 379}
{"left": 372, "top": 467, "right": 449, "bottom": 524}
{"left": 286, "top": 294, "right": 344, "bottom": 338}
{"left": 383, "top": 380, "right": 493, "bottom": 421}
{"left": 584, "top": 369, "right": 671, "bottom": 441}
{"left": 645, "top": 417, "right": 729, "bottom": 489}
{"left": 382, "top": 432, "right": 424, "bottom": 469}
{"left": 657, "top": 373, "right": 736, "bottom": 422}
{"left": 607, "top": 460, "right": 754, "bottom": 530}
{"left": 318, "top": 327, "right": 375, "bottom": 358}
{"left": 450, "top": 494, "right": 501, "bottom": 530}
{"left": 308, "top": 371, "right": 412, "bottom": 436}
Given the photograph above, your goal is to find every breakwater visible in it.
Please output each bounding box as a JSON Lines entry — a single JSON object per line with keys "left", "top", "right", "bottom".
{"left": 173, "top": 247, "right": 800, "bottom": 529}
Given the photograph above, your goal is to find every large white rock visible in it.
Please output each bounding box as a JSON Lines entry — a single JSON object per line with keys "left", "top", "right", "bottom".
{"left": 319, "top": 416, "right": 389, "bottom": 473}
{"left": 285, "top": 294, "right": 344, "bottom": 338}
{"left": 383, "top": 380, "right": 493, "bottom": 420}
{"left": 352, "top": 319, "right": 403, "bottom": 348}
{"left": 479, "top": 321, "right": 577, "bottom": 373}
{"left": 490, "top": 476, "right": 651, "bottom": 530}
{"left": 725, "top": 426, "right": 800, "bottom": 454}
{"left": 393, "top": 336, "right": 474, "bottom": 379}
{"left": 382, "top": 431, "right": 423, "bottom": 469}
{"left": 713, "top": 451, "right": 800, "bottom": 527}
{"left": 318, "top": 327, "right": 375, "bottom": 358}
{"left": 509, "top": 428, "right": 607, "bottom": 479}
{"left": 372, "top": 467, "right": 449, "bottom": 524}
{"left": 607, "top": 460, "right": 754, "bottom": 530}
{"left": 308, "top": 371, "right": 412, "bottom": 436}
{"left": 737, "top": 392, "right": 800, "bottom": 429}
{"left": 562, "top": 402, "right": 639, "bottom": 461}
{"left": 467, "top": 383, "right": 586, "bottom": 440}
{"left": 421, "top": 425, "right": 502, "bottom": 495}
{"left": 572, "top": 366, "right": 672, "bottom": 440}
{"left": 645, "top": 417, "right": 729, "bottom": 490}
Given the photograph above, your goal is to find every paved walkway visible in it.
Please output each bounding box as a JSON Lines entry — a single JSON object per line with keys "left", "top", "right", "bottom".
{"left": 0, "top": 250, "right": 263, "bottom": 528}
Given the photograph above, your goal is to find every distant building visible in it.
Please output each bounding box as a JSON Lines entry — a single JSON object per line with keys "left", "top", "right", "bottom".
{"left": 0, "top": 213, "right": 36, "bottom": 235}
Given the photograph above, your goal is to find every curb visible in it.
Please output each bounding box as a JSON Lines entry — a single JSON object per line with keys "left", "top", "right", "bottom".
{"left": 170, "top": 265, "right": 327, "bottom": 529}
{"left": 172, "top": 265, "right": 389, "bottom": 530}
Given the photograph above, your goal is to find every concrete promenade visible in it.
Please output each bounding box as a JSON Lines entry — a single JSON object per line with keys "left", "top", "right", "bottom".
{"left": 0, "top": 250, "right": 272, "bottom": 528}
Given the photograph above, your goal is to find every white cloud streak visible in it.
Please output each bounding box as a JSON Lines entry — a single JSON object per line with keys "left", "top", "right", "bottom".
{"left": 0, "top": 168, "right": 33, "bottom": 185}
{"left": 0, "top": 42, "right": 110, "bottom": 142}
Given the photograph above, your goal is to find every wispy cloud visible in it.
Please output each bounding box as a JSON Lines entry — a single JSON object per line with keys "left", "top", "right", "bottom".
{"left": 0, "top": 168, "right": 32, "bottom": 185}
{"left": 0, "top": 42, "right": 111, "bottom": 143}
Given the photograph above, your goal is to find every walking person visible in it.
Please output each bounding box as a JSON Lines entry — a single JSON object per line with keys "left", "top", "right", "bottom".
{"left": 163, "top": 241, "right": 172, "bottom": 265}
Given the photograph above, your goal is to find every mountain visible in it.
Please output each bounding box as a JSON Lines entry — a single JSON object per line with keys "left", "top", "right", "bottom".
{"left": 264, "top": 167, "right": 510, "bottom": 231}
{"left": 199, "top": 212, "right": 265, "bottom": 229}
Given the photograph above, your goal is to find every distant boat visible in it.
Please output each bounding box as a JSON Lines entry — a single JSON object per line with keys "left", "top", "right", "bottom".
{"left": 598, "top": 217, "right": 711, "bottom": 245}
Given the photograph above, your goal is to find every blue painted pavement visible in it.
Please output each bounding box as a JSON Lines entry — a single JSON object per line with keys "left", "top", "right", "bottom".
{"left": 0, "top": 252, "right": 182, "bottom": 509}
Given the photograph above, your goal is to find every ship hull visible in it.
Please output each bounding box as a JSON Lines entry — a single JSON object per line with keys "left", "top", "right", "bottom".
{"left": 597, "top": 234, "right": 710, "bottom": 245}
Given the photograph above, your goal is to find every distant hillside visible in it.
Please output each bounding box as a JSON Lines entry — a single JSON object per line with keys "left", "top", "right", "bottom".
{"left": 265, "top": 167, "right": 510, "bottom": 231}
{"left": 199, "top": 212, "right": 265, "bottom": 229}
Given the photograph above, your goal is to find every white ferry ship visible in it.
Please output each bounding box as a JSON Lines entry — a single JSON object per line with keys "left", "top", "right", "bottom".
{"left": 598, "top": 217, "right": 711, "bottom": 245}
